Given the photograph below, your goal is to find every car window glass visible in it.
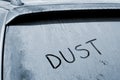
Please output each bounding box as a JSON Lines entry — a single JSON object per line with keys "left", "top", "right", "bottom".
{"left": 4, "top": 17, "right": 120, "bottom": 80}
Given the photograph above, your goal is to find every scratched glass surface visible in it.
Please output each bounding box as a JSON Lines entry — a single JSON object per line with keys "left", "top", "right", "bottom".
{"left": 4, "top": 20, "right": 120, "bottom": 80}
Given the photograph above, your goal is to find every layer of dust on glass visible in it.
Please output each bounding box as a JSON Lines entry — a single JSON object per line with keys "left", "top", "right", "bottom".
{"left": 4, "top": 20, "right": 120, "bottom": 80}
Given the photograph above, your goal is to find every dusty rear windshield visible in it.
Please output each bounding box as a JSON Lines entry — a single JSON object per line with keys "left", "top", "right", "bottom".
{"left": 3, "top": 10, "right": 120, "bottom": 80}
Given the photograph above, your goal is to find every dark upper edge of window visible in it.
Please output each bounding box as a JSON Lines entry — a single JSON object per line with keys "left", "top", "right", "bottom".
{"left": 7, "top": 9, "right": 120, "bottom": 25}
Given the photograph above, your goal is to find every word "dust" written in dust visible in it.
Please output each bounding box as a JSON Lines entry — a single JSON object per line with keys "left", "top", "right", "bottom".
{"left": 45, "top": 38, "right": 102, "bottom": 69}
